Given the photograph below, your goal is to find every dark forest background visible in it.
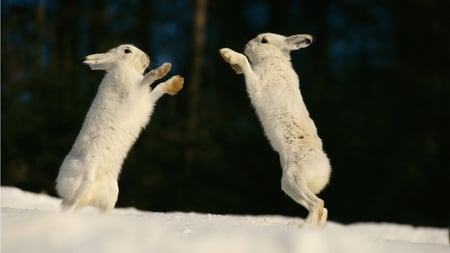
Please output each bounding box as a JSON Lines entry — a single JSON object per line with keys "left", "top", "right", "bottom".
{"left": 1, "top": 0, "right": 449, "bottom": 227}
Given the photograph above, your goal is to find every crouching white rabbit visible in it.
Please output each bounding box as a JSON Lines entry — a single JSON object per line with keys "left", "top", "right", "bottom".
{"left": 220, "top": 33, "right": 331, "bottom": 226}
{"left": 56, "top": 44, "right": 183, "bottom": 211}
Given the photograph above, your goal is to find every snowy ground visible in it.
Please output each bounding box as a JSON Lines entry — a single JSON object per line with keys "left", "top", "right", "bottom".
{"left": 1, "top": 186, "right": 448, "bottom": 253}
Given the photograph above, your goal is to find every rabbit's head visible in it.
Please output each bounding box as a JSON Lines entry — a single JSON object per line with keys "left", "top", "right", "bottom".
{"left": 244, "top": 33, "right": 313, "bottom": 64}
{"left": 83, "top": 44, "right": 150, "bottom": 74}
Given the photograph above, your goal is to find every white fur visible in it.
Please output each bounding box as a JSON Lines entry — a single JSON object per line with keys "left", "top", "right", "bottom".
{"left": 220, "top": 33, "right": 331, "bottom": 226}
{"left": 56, "top": 44, "right": 183, "bottom": 211}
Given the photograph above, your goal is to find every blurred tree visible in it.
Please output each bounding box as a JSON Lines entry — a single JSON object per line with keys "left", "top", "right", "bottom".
{"left": 186, "top": 0, "right": 208, "bottom": 167}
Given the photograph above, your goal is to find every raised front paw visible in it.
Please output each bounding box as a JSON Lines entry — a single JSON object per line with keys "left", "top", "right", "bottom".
{"left": 151, "top": 63, "right": 172, "bottom": 79}
{"left": 164, "top": 75, "right": 184, "bottom": 95}
{"left": 219, "top": 48, "right": 246, "bottom": 74}
{"left": 142, "top": 63, "right": 172, "bottom": 86}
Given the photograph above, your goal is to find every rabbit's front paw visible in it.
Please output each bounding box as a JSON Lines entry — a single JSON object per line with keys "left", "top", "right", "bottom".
{"left": 151, "top": 63, "right": 172, "bottom": 79}
{"left": 164, "top": 75, "right": 184, "bottom": 95}
{"left": 142, "top": 63, "right": 172, "bottom": 85}
{"left": 219, "top": 48, "right": 246, "bottom": 74}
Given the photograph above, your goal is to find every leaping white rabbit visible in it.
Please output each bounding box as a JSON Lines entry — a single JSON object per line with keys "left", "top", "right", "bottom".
{"left": 220, "top": 33, "right": 331, "bottom": 226}
{"left": 56, "top": 44, "right": 183, "bottom": 211}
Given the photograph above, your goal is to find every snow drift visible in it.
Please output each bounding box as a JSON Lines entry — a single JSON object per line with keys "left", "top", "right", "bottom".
{"left": 1, "top": 186, "right": 448, "bottom": 253}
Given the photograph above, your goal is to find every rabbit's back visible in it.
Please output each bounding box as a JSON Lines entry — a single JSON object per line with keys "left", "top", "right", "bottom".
{"left": 63, "top": 69, "right": 152, "bottom": 174}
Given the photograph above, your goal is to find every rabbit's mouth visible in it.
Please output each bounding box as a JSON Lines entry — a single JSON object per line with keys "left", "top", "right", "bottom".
{"left": 139, "top": 55, "right": 150, "bottom": 74}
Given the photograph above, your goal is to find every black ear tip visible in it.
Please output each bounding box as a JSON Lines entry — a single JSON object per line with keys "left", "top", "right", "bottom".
{"left": 305, "top": 37, "right": 313, "bottom": 44}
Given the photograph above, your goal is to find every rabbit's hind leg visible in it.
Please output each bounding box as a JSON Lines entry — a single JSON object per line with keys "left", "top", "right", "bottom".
{"left": 281, "top": 166, "right": 327, "bottom": 227}
{"left": 304, "top": 198, "right": 327, "bottom": 227}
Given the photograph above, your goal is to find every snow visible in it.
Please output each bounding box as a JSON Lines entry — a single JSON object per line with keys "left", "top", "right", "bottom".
{"left": 1, "top": 186, "right": 448, "bottom": 253}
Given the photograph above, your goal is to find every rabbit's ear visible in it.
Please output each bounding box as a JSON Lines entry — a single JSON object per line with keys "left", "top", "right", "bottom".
{"left": 285, "top": 34, "right": 313, "bottom": 50}
{"left": 83, "top": 52, "right": 114, "bottom": 70}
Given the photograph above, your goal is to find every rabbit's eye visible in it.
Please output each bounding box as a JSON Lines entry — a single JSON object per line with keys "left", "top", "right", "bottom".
{"left": 124, "top": 48, "right": 132, "bottom": 54}
{"left": 261, "top": 38, "right": 269, "bottom": 44}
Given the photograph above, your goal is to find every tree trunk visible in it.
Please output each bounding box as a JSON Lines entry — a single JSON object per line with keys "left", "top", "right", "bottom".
{"left": 186, "top": 0, "right": 208, "bottom": 165}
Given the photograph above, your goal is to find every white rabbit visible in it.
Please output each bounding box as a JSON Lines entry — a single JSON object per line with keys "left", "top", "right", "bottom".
{"left": 56, "top": 44, "right": 183, "bottom": 211}
{"left": 220, "top": 33, "right": 331, "bottom": 226}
